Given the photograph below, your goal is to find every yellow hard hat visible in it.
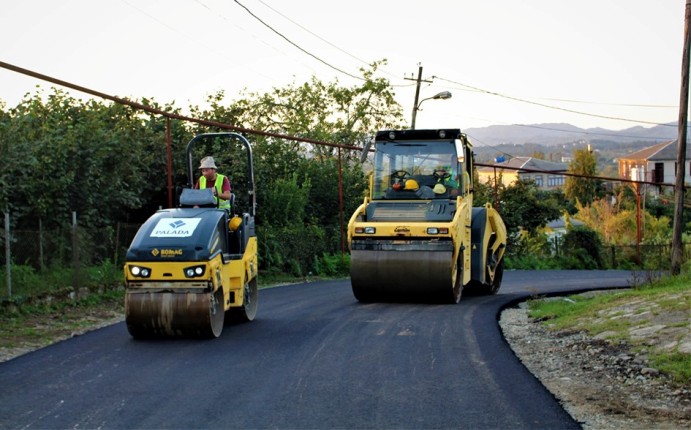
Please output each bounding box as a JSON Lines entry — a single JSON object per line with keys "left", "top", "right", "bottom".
{"left": 228, "top": 216, "right": 243, "bottom": 231}
{"left": 433, "top": 183, "right": 447, "bottom": 194}
{"left": 404, "top": 179, "right": 419, "bottom": 190}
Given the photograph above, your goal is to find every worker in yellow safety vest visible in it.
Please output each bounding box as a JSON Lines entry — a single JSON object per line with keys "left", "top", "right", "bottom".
{"left": 195, "top": 156, "right": 232, "bottom": 210}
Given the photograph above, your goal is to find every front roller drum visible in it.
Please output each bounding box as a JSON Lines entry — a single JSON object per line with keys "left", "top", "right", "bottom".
{"left": 126, "top": 288, "right": 225, "bottom": 338}
{"left": 350, "top": 249, "right": 455, "bottom": 302}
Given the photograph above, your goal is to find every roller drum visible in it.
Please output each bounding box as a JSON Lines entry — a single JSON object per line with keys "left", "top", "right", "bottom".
{"left": 125, "top": 288, "right": 225, "bottom": 338}
{"left": 350, "top": 248, "right": 454, "bottom": 301}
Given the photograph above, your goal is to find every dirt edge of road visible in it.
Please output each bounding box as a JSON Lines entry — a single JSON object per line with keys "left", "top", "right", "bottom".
{"left": 500, "top": 303, "right": 690, "bottom": 430}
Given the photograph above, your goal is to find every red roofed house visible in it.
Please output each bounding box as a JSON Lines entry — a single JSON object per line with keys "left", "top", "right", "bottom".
{"left": 617, "top": 140, "right": 691, "bottom": 195}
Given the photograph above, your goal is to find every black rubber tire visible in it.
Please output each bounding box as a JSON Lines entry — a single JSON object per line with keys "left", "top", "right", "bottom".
{"left": 226, "top": 276, "right": 258, "bottom": 323}
{"left": 206, "top": 287, "right": 225, "bottom": 338}
{"left": 485, "top": 259, "right": 504, "bottom": 295}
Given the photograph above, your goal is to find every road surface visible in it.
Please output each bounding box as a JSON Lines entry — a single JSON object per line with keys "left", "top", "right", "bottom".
{"left": 0, "top": 270, "right": 633, "bottom": 429}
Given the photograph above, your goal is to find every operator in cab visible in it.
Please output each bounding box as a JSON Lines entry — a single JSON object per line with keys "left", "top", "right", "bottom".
{"left": 195, "top": 156, "right": 232, "bottom": 210}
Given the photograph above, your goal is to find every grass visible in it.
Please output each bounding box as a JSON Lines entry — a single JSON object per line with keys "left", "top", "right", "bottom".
{"left": 0, "top": 288, "right": 125, "bottom": 351}
{"left": 526, "top": 272, "right": 691, "bottom": 384}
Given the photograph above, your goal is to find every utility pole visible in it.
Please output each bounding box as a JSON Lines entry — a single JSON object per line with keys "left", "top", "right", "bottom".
{"left": 671, "top": 0, "right": 691, "bottom": 275}
{"left": 405, "top": 65, "right": 432, "bottom": 129}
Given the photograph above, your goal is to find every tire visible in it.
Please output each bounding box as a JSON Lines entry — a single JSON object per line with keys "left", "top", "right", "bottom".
{"left": 485, "top": 259, "right": 504, "bottom": 295}
{"left": 226, "top": 276, "right": 258, "bottom": 324}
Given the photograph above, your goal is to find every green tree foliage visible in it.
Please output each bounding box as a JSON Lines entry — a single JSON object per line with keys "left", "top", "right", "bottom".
{"left": 496, "top": 179, "right": 563, "bottom": 247}
{"left": 564, "top": 147, "right": 603, "bottom": 206}
{"left": 474, "top": 175, "right": 566, "bottom": 258}
{"left": 0, "top": 63, "right": 402, "bottom": 276}
{"left": 575, "top": 196, "right": 636, "bottom": 245}
{"left": 0, "top": 89, "right": 189, "bottom": 230}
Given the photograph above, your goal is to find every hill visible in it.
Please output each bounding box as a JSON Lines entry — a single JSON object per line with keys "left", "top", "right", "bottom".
{"left": 465, "top": 122, "right": 678, "bottom": 146}
{"left": 466, "top": 122, "right": 679, "bottom": 164}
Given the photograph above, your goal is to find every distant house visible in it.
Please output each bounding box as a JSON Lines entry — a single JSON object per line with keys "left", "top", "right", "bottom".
{"left": 477, "top": 156, "right": 568, "bottom": 191}
{"left": 617, "top": 140, "right": 691, "bottom": 195}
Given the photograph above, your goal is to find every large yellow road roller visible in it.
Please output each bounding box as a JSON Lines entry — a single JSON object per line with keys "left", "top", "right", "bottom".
{"left": 348, "top": 128, "right": 507, "bottom": 303}
{"left": 124, "top": 133, "right": 258, "bottom": 338}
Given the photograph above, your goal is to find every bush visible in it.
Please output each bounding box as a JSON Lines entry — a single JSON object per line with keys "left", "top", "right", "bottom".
{"left": 562, "top": 226, "right": 605, "bottom": 269}
{"left": 313, "top": 253, "right": 350, "bottom": 277}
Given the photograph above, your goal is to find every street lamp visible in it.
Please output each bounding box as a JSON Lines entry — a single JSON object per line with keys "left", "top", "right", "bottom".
{"left": 411, "top": 91, "right": 452, "bottom": 129}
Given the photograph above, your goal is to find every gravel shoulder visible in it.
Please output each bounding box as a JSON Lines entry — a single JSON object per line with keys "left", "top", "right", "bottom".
{"left": 500, "top": 300, "right": 691, "bottom": 429}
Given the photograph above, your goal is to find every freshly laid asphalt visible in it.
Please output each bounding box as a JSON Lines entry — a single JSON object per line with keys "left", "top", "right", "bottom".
{"left": 0, "top": 270, "right": 633, "bottom": 429}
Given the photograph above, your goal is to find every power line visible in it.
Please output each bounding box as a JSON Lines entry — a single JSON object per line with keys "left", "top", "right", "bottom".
{"left": 532, "top": 96, "right": 677, "bottom": 109}
{"left": 254, "top": 0, "right": 409, "bottom": 85}
{"left": 233, "top": 0, "right": 365, "bottom": 81}
{"left": 254, "top": 0, "right": 371, "bottom": 68}
{"left": 434, "top": 76, "right": 677, "bottom": 128}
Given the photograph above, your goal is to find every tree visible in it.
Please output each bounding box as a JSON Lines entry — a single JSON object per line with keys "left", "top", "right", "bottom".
{"left": 490, "top": 179, "right": 564, "bottom": 254}
{"left": 499, "top": 179, "right": 563, "bottom": 235}
{"left": 564, "top": 147, "right": 603, "bottom": 205}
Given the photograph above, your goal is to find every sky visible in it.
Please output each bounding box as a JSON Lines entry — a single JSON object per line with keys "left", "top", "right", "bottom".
{"left": 0, "top": 0, "right": 687, "bottom": 132}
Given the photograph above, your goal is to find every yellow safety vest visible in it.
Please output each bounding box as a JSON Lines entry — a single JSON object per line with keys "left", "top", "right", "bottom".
{"left": 200, "top": 174, "right": 230, "bottom": 210}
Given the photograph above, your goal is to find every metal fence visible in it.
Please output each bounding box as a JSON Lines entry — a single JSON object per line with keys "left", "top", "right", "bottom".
{"left": 602, "top": 243, "right": 691, "bottom": 270}
{"left": 1, "top": 223, "right": 141, "bottom": 270}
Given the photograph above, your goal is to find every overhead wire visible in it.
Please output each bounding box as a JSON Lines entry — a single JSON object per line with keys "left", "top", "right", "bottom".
{"left": 233, "top": 0, "right": 365, "bottom": 81}
{"left": 253, "top": 0, "right": 409, "bottom": 85}
{"left": 125, "top": 0, "right": 683, "bottom": 136}
{"left": 434, "top": 76, "right": 678, "bottom": 128}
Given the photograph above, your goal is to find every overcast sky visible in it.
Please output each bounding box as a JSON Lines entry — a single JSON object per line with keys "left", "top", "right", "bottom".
{"left": 0, "top": 0, "right": 687, "bottom": 131}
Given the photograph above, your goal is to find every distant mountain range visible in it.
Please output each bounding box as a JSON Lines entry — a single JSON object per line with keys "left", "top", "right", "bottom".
{"left": 464, "top": 122, "right": 679, "bottom": 146}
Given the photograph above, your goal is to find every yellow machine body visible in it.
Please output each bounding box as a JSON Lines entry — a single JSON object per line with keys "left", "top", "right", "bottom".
{"left": 348, "top": 129, "right": 506, "bottom": 303}
{"left": 124, "top": 133, "right": 259, "bottom": 338}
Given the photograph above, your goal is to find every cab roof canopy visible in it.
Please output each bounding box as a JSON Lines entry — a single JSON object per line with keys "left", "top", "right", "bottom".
{"left": 375, "top": 129, "right": 464, "bottom": 142}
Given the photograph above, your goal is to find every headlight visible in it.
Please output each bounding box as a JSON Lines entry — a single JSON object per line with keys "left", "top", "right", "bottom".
{"left": 129, "top": 265, "right": 152, "bottom": 278}
{"left": 184, "top": 265, "right": 206, "bottom": 278}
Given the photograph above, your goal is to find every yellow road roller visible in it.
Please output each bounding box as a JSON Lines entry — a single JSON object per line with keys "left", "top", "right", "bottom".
{"left": 124, "top": 133, "right": 258, "bottom": 338}
{"left": 348, "top": 128, "right": 507, "bottom": 303}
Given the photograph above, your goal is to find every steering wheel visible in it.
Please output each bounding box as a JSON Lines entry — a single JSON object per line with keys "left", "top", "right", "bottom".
{"left": 391, "top": 170, "right": 411, "bottom": 181}
{"left": 433, "top": 169, "right": 451, "bottom": 181}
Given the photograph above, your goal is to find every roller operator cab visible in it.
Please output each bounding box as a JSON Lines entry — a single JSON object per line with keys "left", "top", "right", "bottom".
{"left": 348, "top": 129, "right": 507, "bottom": 303}
{"left": 124, "top": 133, "right": 258, "bottom": 338}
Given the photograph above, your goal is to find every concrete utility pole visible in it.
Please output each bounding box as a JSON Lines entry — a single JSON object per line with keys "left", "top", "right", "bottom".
{"left": 671, "top": 0, "right": 691, "bottom": 275}
{"left": 406, "top": 65, "right": 432, "bottom": 129}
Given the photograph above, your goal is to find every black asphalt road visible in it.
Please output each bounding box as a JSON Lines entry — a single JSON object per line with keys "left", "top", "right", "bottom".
{"left": 0, "top": 270, "right": 633, "bottom": 429}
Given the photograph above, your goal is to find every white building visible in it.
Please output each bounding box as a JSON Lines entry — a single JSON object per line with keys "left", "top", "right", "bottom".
{"left": 617, "top": 140, "right": 691, "bottom": 195}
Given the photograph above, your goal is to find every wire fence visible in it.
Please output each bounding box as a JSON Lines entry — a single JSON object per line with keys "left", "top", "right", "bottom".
{"left": 1, "top": 222, "right": 141, "bottom": 299}
{"left": 3, "top": 223, "right": 687, "bottom": 272}
{"left": 2, "top": 223, "right": 141, "bottom": 269}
